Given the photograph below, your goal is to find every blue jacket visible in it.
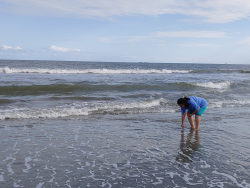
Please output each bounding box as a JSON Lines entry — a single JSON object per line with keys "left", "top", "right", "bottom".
{"left": 181, "top": 96, "right": 207, "bottom": 114}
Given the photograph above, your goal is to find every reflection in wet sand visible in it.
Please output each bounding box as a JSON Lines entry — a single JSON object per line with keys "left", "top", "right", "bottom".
{"left": 176, "top": 129, "right": 200, "bottom": 162}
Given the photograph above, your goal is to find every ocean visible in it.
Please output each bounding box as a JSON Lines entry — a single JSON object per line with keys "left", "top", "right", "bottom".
{"left": 0, "top": 60, "right": 250, "bottom": 187}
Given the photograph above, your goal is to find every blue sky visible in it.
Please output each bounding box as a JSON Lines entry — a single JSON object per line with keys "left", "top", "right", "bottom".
{"left": 0, "top": 0, "right": 250, "bottom": 63}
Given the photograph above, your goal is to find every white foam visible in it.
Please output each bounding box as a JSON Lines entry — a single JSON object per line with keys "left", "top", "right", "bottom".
{"left": 166, "top": 172, "right": 180, "bottom": 179}
{"left": 212, "top": 170, "right": 250, "bottom": 188}
{"left": 0, "top": 67, "right": 191, "bottom": 74}
{"left": 0, "top": 99, "right": 164, "bottom": 120}
{"left": 1, "top": 67, "right": 11, "bottom": 73}
{"left": 13, "top": 182, "right": 21, "bottom": 187}
{"left": 152, "top": 144, "right": 168, "bottom": 155}
{"left": 126, "top": 172, "right": 140, "bottom": 177}
{"left": 152, "top": 176, "right": 164, "bottom": 185}
{"left": 178, "top": 151, "right": 193, "bottom": 161}
{"left": 7, "top": 165, "right": 14, "bottom": 175}
{"left": 4, "top": 156, "right": 15, "bottom": 175}
{"left": 101, "top": 182, "right": 112, "bottom": 188}
{"left": 124, "top": 160, "right": 131, "bottom": 166}
{"left": 209, "top": 98, "right": 250, "bottom": 108}
{"left": 48, "top": 167, "right": 56, "bottom": 182}
{"left": 200, "top": 159, "right": 211, "bottom": 168}
{"left": 183, "top": 172, "right": 203, "bottom": 185}
{"left": 36, "top": 182, "right": 44, "bottom": 188}
{"left": 112, "top": 163, "right": 119, "bottom": 170}
{"left": 146, "top": 148, "right": 161, "bottom": 156}
{"left": 22, "top": 157, "right": 32, "bottom": 173}
{"left": 193, "top": 81, "right": 231, "bottom": 89}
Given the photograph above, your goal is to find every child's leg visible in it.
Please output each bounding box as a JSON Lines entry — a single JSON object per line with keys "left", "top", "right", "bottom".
{"left": 195, "top": 115, "right": 201, "bottom": 130}
{"left": 187, "top": 113, "right": 195, "bottom": 129}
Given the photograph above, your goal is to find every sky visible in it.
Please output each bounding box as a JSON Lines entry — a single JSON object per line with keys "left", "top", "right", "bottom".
{"left": 0, "top": 0, "right": 250, "bottom": 64}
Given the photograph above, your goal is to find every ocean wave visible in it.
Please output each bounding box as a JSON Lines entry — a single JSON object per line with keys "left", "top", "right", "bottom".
{"left": 208, "top": 98, "right": 250, "bottom": 108}
{"left": 239, "top": 70, "right": 250, "bottom": 73}
{"left": 0, "top": 84, "right": 164, "bottom": 96}
{"left": 190, "top": 69, "right": 235, "bottom": 73}
{"left": 1, "top": 97, "right": 250, "bottom": 120}
{"left": 192, "top": 81, "right": 231, "bottom": 89}
{"left": 0, "top": 67, "right": 190, "bottom": 74}
{"left": 0, "top": 99, "right": 174, "bottom": 120}
{"left": 191, "top": 69, "right": 250, "bottom": 74}
{"left": 0, "top": 81, "right": 234, "bottom": 96}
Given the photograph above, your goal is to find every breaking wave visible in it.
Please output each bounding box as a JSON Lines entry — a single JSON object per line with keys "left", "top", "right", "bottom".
{"left": 208, "top": 98, "right": 250, "bottom": 108}
{"left": 192, "top": 81, "right": 231, "bottom": 89}
{"left": 0, "top": 99, "right": 174, "bottom": 120}
{"left": 0, "top": 67, "right": 191, "bottom": 74}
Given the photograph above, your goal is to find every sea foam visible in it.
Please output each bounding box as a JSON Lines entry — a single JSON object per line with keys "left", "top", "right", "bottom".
{"left": 0, "top": 99, "right": 166, "bottom": 120}
{"left": 193, "top": 81, "right": 231, "bottom": 89}
{"left": 212, "top": 171, "right": 250, "bottom": 188}
{"left": 0, "top": 67, "right": 190, "bottom": 74}
{"left": 208, "top": 98, "right": 250, "bottom": 108}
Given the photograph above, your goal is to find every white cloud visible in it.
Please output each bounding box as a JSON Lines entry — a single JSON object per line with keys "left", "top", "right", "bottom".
{"left": 238, "top": 37, "right": 250, "bottom": 45}
{"left": 191, "top": 0, "right": 250, "bottom": 22}
{"left": 123, "top": 30, "right": 226, "bottom": 43}
{"left": 0, "top": 45, "right": 24, "bottom": 51}
{"left": 154, "top": 31, "right": 226, "bottom": 38}
{"left": 1, "top": 0, "right": 250, "bottom": 23}
{"left": 48, "top": 45, "right": 80, "bottom": 52}
{"left": 175, "top": 42, "right": 222, "bottom": 47}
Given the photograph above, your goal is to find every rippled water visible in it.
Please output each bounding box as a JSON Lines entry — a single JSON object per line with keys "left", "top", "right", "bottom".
{"left": 1, "top": 110, "right": 250, "bottom": 187}
{"left": 0, "top": 60, "right": 250, "bottom": 187}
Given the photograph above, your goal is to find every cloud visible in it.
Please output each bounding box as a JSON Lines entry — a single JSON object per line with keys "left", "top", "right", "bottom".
{"left": 190, "top": 0, "right": 250, "bottom": 23}
{"left": 48, "top": 45, "right": 80, "bottom": 52}
{"left": 175, "top": 42, "right": 222, "bottom": 47}
{"left": 154, "top": 31, "right": 226, "bottom": 38}
{"left": 237, "top": 37, "right": 250, "bottom": 45}
{"left": 0, "top": 45, "right": 24, "bottom": 51}
{"left": 1, "top": 0, "right": 250, "bottom": 23}
{"left": 122, "top": 30, "right": 226, "bottom": 43}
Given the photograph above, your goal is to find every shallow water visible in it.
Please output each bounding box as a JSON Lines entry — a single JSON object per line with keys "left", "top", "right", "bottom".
{"left": 1, "top": 107, "right": 250, "bottom": 187}
{"left": 1, "top": 60, "right": 250, "bottom": 187}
